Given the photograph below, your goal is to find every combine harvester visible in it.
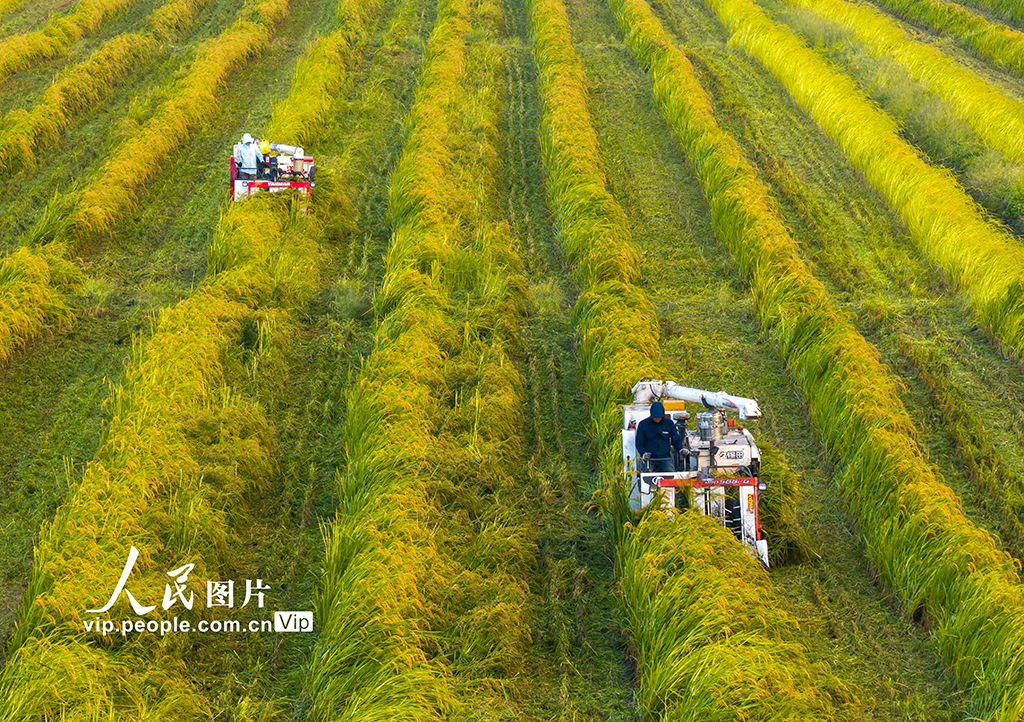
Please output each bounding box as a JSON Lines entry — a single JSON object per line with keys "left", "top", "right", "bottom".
{"left": 623, "top": 378, "right": 770, "bottom": 567}
{"left": 229, "top": 134, "right": 317, "bottom": 208}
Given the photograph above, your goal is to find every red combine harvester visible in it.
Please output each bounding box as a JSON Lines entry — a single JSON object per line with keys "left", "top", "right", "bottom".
{"left": 229, "top": 137, "right": 316, "bottom": 209}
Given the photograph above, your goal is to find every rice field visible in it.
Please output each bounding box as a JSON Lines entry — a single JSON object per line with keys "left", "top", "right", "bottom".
{"left": 1, "top": 0, "right": 1023, "bottom": 719}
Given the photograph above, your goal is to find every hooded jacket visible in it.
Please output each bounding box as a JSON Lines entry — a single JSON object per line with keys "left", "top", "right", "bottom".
{"left": 235, "top": 139, "right": 264, "bottom": 174}
{"left": 634, "top": 406, "right": 683, "bottom": 460}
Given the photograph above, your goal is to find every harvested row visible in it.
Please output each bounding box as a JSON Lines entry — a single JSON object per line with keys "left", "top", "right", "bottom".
{"left": 0, "top": 0, "right": 214, "bottom": 176}
{"left": 0, "top": 0, "right": 142, "bottom": 82}
{"left": 614, "top": 0, "right": 1024, "bottom": 717}
{"left": 528, "top": 0, "right": 847, "bottom": 718}
{"left": 700, "top": 0, "right": 1024, "bottom": 361}
{"left": 897, "top": 333, "right": 1024, "bottom": 558}
{"left": 0, "top": 0, "right": 291, "bottom": 366}
{"left": 0, "top": 192, "right": 320, "bottom": 720}
{"left": 0, "top": 0, "right": 25, "bottom": 23}
{"left": 786, "top": 0, "right": 1024, "bottom": 167}
{"left": 303, "top": 0, "right": 543, "bottom": 717}
{"left": 872, "top": 0, "right": 1024, "bottom": 75}
{"left": 0, "top": 0, "right": 384, "bottom": 712}
{"left": 959, "top": 0, "right": 1024, "bottom": 27}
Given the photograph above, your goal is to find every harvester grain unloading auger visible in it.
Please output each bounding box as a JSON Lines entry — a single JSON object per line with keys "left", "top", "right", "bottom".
{"left": 623, "top": 378, "right": 770, "bottom": 567}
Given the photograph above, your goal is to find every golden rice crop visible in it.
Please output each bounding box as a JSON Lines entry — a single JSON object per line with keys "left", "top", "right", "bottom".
{"left": 711, "top": 0, "right": 1024, "bottom": 361}
{"left": 0, "top": 246, "right": 79, "bottom": 364}
{"left": 150, "top": 0, "right": 214, "bottom": 40}
{"left": 0, "top": 0, "right": 398, "bottom": 708}
{"left": 529, "top": 0, "right": 846, "bottom": 718}
{"left": 0, "top": 193, "right": 317, "bottom": 719}
{"left": 0, "top": 33, "right": 156, "bottom": 175}
{"left": 789, "top": 0, "right": 1024, "bottom": 165}
{"left": 0, "top": 0, "right": 26, "bottom": 18}
{"left": 0, "top": 0, "right": 142, "bottom": 82}
{"left": 0, "top": 0, "right": 215, "bottom": 175}
{"left": 959, "top": 0, "right": 1024, "bottom": 25}
{"left": 874, "top": 0, "right": 1024, "bottom": 75}
{"left": 617, "top": 0, "right": 1024, "bottom": 715}
{"left": 304, "top": 0, "right": 537, "bottom": 717}
{"left": 0, "top": 0, "right": 291, "bottom": 375}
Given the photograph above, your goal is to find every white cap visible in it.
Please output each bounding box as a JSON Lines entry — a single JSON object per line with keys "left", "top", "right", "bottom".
{"left": 242, "top": 133, "right": 253, "bottom": 144}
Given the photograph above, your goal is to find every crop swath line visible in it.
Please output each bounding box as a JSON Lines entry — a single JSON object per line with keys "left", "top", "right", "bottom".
{"left": 959, "top": 0, "right": 1024, "bottom": 28}
{"left": 869, "top": 0, "right": 1024, "bottom": 75}
{"left": 528, "top": 0, "right": 850, "bottom": 718}
{"left": 0, "top": 0, "right": 145, "bottom": 83}
{"left": 302, "top": 0, "right": 557, "bottom": 716}
{"left": 614, "top": 0, "right": 1024, "bottom": 716}
{"left": 785, "top": 0, "right": 1024, "bottom": 170}
{"left": 0, "top": 0, "right": 217, "bottom": 177}
{"left": 0, "top": 0, "right": 292, "bottom": 368}
{"left": 707, "top": 0, "right": 1024, "bottom": 361}
{"left": 0, "top": 0, "right": 26, "bottom": 24}
{"left": 0, "top": 0, "right": 392, "bottom": 713}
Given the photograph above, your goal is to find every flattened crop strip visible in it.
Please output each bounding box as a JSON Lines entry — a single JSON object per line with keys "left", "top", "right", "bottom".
{"left": 872, "top": 0, "right": 1024, "bottom": 75}
{"left": 303, "top": 0, "right": 538, "bottom": 716}
{"left": 0, "top": 0, "right": 386, "bottom": 712}
{"left": 786, "top": 0, "right": 1024, "bottom": 167}
{"left": 0, "top": 193, "right": 320, "bottom": 720}
{"left": 528, "top": 0, "right": 846, "bottom": 718}
{"left": 0, "top": 0, "right": 292, "bottom": 367}
{"left": 613, "top": 0, "right": 1024, "bottom": 716}
{"left": 698, "top": 0, "right": 1024, "bottom": 363}
{"left": 0, "top": 0, "right": 215, "bottom": 176}
{"left": 0, "top": 0, "right": 144, "bottom": 82}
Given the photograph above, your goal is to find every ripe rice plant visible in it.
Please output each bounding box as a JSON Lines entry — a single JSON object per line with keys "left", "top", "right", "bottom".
{"left": 0, "top": 0, "right": 215, "bottom": 176}
{"left": 0, "top": 192, "right": 319, "bottom": 720}
{"left": 960, "top": 0, "right": 1024, "bottom": 26}
{"left": 0, "top": 0, "right": 142, "bottom": 82}
{"left": 897, "top": 334, "right": 1024, "bottom": 559}
{"left": 0, "top": 0, "right": 291, "bottom": 369}
{"left": 614, "top": 0, "right": 1024, "bottom": 716}
{"left": 0, "top": 0, "right": 26, "bottom": 20}
{"left": 703, "top": 0, "right": 1024, "bottom": 363}
{"left": 150, "top": 0, "right": 214, "bottom": 40}
{"left": 0, "top": 246, "right": 79, "bottom": 364}
{"left": 304, "top": 1, "right": 542, "bottom": 718}
{"left": 873, "top": 0, "right": 1024, "bottom": 75}
{"left": 0, "top": 0, "right": 392, "bottom": 709}
{"left": 788, "top": 0, "right": 1024, "bottom": 166}
{"left": 529, "top": 1, "right": 844, "bottom": 718}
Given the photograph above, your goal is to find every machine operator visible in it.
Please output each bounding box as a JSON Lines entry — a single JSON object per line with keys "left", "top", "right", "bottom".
{"left": 635, "top": 401, "right": 683, "bottom": 473}
{"left": 235, "top": 133, "right": 264, "bottom": 180}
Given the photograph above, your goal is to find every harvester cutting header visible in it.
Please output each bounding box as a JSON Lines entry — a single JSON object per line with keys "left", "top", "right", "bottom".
{"left": 623, "top": 378, "right": 770, "bottom": 567}
{"left": 230, "top": 132, "right": 316, "bottom": 205}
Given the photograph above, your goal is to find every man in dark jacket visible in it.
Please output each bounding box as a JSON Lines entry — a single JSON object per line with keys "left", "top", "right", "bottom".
{"left": 634, "top": 401, "right": 683, "bottom": 472}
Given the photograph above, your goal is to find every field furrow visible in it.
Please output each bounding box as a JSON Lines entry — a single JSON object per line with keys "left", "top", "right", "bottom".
{"left": 563, "top": 0, "right": 968, "bottom": 718}
{"left": 608, "top": 0, "right": 1024, "bottom": 716}
{"left": 648, "top": 0, "right": 1024, "bottom": 565}
{"left": 0, "top": 0, "right": 218, "bottom": 177}
{"left": 0, "top": 0, "right": 146, "bottom": 83}
{"left": 0, "top": 0, "right": 417, "bottom": 715}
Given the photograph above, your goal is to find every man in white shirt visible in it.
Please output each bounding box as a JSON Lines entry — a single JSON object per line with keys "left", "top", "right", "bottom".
{"left": 234, "top": 133, "right": 263, "bottom": 180}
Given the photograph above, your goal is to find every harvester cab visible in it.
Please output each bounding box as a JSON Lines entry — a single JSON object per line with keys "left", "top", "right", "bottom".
{"left": 622, "top": 378, "right": 770, "bottom": 567}
{"left": 230, "top": 136, "right": 316, "bottom": 209}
